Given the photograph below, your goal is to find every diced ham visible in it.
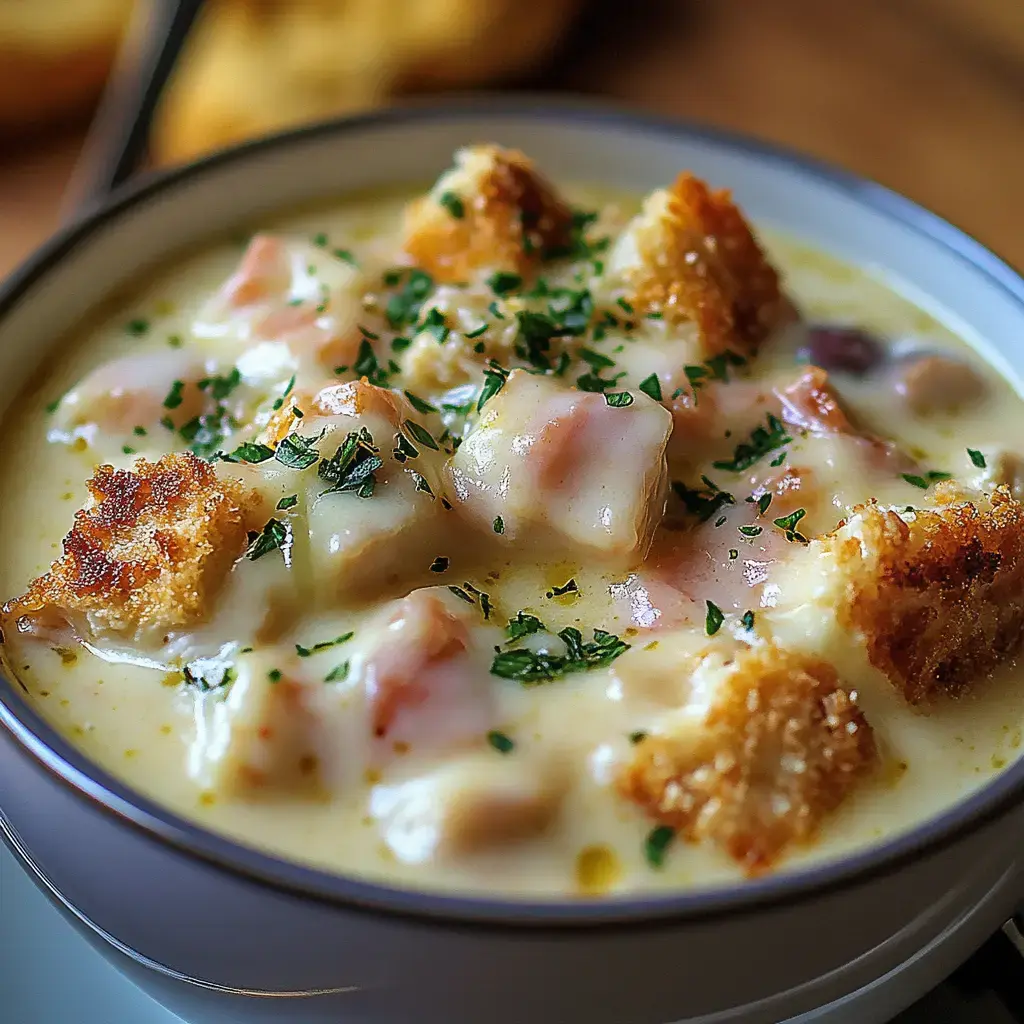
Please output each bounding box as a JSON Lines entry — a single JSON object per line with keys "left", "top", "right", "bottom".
{"left": 447, "top": 370, "right": 671, "bottom": 567}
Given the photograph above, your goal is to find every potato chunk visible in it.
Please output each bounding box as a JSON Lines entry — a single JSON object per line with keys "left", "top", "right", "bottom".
{"left": 370, "top": 754, "right": 566, "bottom": 864}
{"left": 618, "top": 645, "right": 876, "bottom": 873}
{"left": 447, "top": 370, "right": 671, "bottom": 566}
{"left": 264, "top": 379, "right": 453, "bottom": 603}
{"left": 604, "top": 173, "right": 784, "bottom": 356}
{"left": 402, "top": 144, "right": 573, "bottom": 283}
{"left": 818, "top": 490, "right": 1024, "bottom": 704}
{"left": 3, "top": 453, "right": 258, "bottom": 648}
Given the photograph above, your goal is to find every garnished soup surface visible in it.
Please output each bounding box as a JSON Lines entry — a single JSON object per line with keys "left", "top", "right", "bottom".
{"left": 3, "top": 146, "right": 1024, "bottom": 897}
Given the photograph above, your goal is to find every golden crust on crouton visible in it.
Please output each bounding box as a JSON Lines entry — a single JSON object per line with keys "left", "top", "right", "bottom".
{"left": 403, "top": 144, "right": 572, "bottom": 282}
{"left": 626, "top": 173, "right": 784, "bottom": 355}
{"left": 822, "top": 490, "right": 1024, "bottom": 704}
{"left": 618, "top": 645, "right": 876, "bottom": 873}
{"left": 3, "top": 453, "right": 258, "bottom": 644}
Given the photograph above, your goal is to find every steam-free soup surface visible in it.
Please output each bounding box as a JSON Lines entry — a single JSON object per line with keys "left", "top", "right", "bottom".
{"left": 3, "top": 146, "right": 1024, "bottom": 897}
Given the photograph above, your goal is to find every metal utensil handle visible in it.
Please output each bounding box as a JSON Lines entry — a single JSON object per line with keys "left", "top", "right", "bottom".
{"left": 62, "top": 0, "right": 205, "bottom": 220}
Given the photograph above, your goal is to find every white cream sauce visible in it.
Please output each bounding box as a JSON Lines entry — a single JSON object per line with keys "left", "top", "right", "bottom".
{"left": 2, "top": 172, "right": 1024, "bottom": 899}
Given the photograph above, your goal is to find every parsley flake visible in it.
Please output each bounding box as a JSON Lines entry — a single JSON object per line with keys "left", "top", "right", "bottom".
{"left": 902, "top": 471, "right": 952, "bottom": 490}
{"left": 705, "top": 600, "right": 724, "bottom": 636}
{"left": 488, "top": 271, "right": 522, "bottom": 296}
{"left": 430, "top": 556, "right": 449, "bottom": 573}
{"left": 547, "top": 579, "right": 579, "bottom": 598}
{"left": 713, "top": 414, "right": 791, "bottom": 473}
{"left": 773, "top": 508, "right": 809, "bottom": 543}
{"left": 740, "top": 610, "right": 756, "bottom": 630}
{"left": 275, "top": 430, "right": 324, "bottom": 470}
{"left": 296, "top": 632, "right": 353, "bottom": 657}
{"left": 325, "top": 662, "right": 350, "bottom": 683}
{"left": 644, "top": 825, "right": 675, "bottom": 868}
{"left": 404, "top": 391, "right": 438, "bottom": 415}
{"left": 319, "top": 427, "right": 382, "bottom": 498}
{"left": 487, "top": 730, "right": 515, "bottom": 754}
{"left": 506, "top": 612, "right": 544, "bottom": 641}
{"left": 605, "top": 391, "right": 634, "bottom": 408}
{"left": 968, "top": 448, "right": 987, "bottom": 469}
{"left": 493, "top": 515, "right": 505, "bottom": 535}
{"left": 403, "top": 420, "right": 439, "bottom": 451}
{"left": 276, "top": 494, "right": 298, "bottom": 510}
{"left": 638, "top": 374, "right": 663, "bottom": 402}
{"left": 163, "top": 380, "right": 186, "bottom": 409}
{"left": 246, "top": 518, "right": 291, "bottom": 561}
{"left": 439, "top": 190, "right": 465, "bottom": 219}
{"left": 672, "top": 478, "right": 735, "bottom": 523}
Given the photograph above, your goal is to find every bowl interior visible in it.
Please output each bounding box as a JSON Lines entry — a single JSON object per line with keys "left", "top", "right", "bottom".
{"left": 2, "top": 98, "right": 1024, "bottom": 923}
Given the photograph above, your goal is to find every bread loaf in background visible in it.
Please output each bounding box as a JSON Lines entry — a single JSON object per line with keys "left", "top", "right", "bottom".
{"left": 150, "top": 0, "right": 582, "bottom": 165}
{"left": 0, "top": 0, "right": 135, "bottom": 133}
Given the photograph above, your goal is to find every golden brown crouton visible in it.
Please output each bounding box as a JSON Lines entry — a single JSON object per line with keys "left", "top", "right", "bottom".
{"left": 403, "top": 144, "right": 573, "bottom": 282}
{"left": 821, "top": 491, "right": 1024, "bottom": 704}
{"left": 3, "top": 453, "right": 259, "bottom": 646}
{"left": 615, "top": 173, "right": 785, "bottom": 355}
{"left": 618, "top": 645, "right": 876, "bottom": 873}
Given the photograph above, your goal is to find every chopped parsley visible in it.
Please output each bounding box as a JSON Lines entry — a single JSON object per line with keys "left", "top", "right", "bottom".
{"left": 419, "top": 307, "right": 449, "bottom": 344}
{"left": 638, "top": 373, "right": 663, "bottom": 402}
{"left": 197, "top": 367, "right": 242, "bottom": 402}
{"left": 385, "top": 268, "right": 434, "bottom": 327}
{"left": 276, "top": 494, "right": 298, "bottom": 510}
{"left": 547, "top": 578, "right": 579, "bottom": 599}
{"left": 672, "top": 477, "right": 735, "bottom": 523}
{"left": 605, "top": 391, "right": 634, "bottom": 407}
{"left": 439, "top": 190, "right": 465, "bottom": 219}
{"left": 227, "top": 441, "right": 274, "bottom": 464}
{"left": 738, "top": 524, "right": 763, "bottom": 537}
{"left": 333, "top": 249, "right": 358, "bottom": 266}
{"left": 324, "top": 662, "right": 350, "bottom": 683}
{"left": 713, "top": 414, "right": 791, "bottom": 473}
{"left": 488, "top": 271, "right": 522, "bottom": 296}
{"left": 578, "top": 348, "right": 615, "bottom": 371}
{"left": 773, "top": 508, "right": 809, "bottom": 543}
{"left": 544, "top": 208, "right": 610, "bottom": 261}
{"left": 246, "top": 518, "right": 291, "bottom": 561}
{"left": 167, "top": 333, "right": 183, "bottom": 348}
{"left": 448, "top": 585, "right": 474, "bottom": 604}
{"left": 754, "top": 492, "right": 772, "bottom": 515}
{"left": 705, "top": 600, "right": 724, "bottom": 636}
{"left": 403, "top": 419, "right": 439, "bottom": 451}
{"left": 504, "top": 612, "right": 543, "bottom": 643}
{"left": 576, "top": 369, "right": 627, "bottom": 393}
{"left": 968, "top": 448, "right": 987, "bottom": 469}
{"left": 477, "top": 361, "right": 510, "bottom": 412}
{"left": 271, "top": 375, "right": 297, "bottom": 411}
{"left": 122, "top": 445, "right": 136, "bottom": 455}
{"left": 126, "top": 318, "right": 150, "bottom": 337}
{"left": 404, "top": 391, "right": 438, "bottom": 415}
{"left": 318, "top": 427, "right": 382, "bottom": 498}
{"left": 740, "top": 610, "right": 756, "bottom": 630}
{"left": 487, "top": 730, "right": 515, "bottom": 753}
{"left": 163, "top": 380, "right": 186, "bottom": 409}
{"left": 629, "top": 730, "right": 648, "bottom": 744}
{"left": 464, "top": 323, "right": 488, "bottom": 340}
{"left": 491, "top": 626, "right": 629, "bottom": 684}
{"left": 268, "top": 669, "right": 282, "bottom": 683}
{"left": 274, "top": 430, "right": 324, "bottom": 470}
{"left": 133, "top": 425, "right": 147, "bottom": 436}
{"left": 430, "top": 556, "right": 449, "bottom": 573}
{"left": 296, "top": 632, "right": 354, "bottom": 657}
{"left": 644, "top": 825, "right": 675, "bottom": 868}
{"left": 902, "top": 471, "right": 952, "bottom": 490}
{"left": 182, "top": 663, "right": 236, "bottom": 693}
{"left": 352, "top": 338, "right": 391, "bottom": 387}
{"left": 461, "top": 583, "right": 493, "bottom": 620}
{"left": 493, "top": 515, "right": 505, "bottom": 535}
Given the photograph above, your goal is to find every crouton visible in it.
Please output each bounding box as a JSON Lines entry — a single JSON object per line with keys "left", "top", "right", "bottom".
{"left": 608, "top": 173, "right": 784, "bottom": 356}
{"left": 3, "top": 453, "right": 259, "bottom": 646}
{"left": 618, "top": 645, "right": 876, "bottom": 873}
{"left": 402, "top": 144, "right": 573, "bottom": 283}
{"left": 819, "top": 490, "right": 1024, "bottom": 704}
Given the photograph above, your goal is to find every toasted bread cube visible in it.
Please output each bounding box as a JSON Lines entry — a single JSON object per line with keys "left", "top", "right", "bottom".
{"left": 618, "top": 645, "right": 877, "bottom": 873}
{"left": 818, "top": 491, "right": 1024, "bottom": 704}
{"left": 402, "top": 145, "right": 573, "bottom": 283}
{"left": 3, "top": 453, "right": 259, "bottom": 648}
{"left": 447, "top": 370, "right": 671, "bottom": 566}
{"left": 605, "top": 173, "right": 784, "bottom": 356}
{"left": 370, "top": 754, "right": 566, "bottom": 864}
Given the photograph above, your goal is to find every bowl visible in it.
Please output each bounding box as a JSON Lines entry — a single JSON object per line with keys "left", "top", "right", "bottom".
{"left": 2, "top": 97, "right": 1024, "bottom": 1024}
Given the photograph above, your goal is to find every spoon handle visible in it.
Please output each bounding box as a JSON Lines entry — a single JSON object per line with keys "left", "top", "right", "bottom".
{"left": 62, "top": 0, "right": 206, "bottom": 220}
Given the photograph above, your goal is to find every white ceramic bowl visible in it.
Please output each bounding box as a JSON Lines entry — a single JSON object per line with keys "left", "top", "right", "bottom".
{"left": 2, "top": 98, "right": 1024, "bottom": 1024}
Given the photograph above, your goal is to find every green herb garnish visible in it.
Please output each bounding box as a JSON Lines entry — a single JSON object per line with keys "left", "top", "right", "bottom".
{"left": 296, "top": 632, "right": 354, "bottom": 657}
{"left": 705, "top": 600, "right": 724, "bottom": 636}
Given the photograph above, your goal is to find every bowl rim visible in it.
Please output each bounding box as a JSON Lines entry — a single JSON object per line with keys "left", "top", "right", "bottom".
{"left": 3, "top": 93, "right": 1024, "bottom": 930}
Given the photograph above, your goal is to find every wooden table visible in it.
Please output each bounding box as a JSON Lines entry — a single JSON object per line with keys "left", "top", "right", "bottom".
{"left": 3, "top": 0, "right": 1023, "bottom": 277}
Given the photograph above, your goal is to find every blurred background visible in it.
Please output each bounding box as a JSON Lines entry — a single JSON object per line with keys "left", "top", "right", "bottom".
{"left": 2, "top": 0, "right": 1023, "bottom": 277}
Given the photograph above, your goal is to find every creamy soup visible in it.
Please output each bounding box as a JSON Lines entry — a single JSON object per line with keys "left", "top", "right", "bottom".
{"left": 2, "top": 146, "right": 1024, "bottom": 898}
